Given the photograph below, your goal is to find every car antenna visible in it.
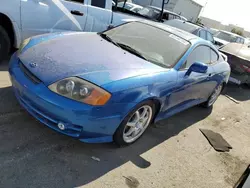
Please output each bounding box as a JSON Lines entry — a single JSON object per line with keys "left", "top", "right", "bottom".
{"left": 160, "top": 0, "right": 170, "bottom": 20}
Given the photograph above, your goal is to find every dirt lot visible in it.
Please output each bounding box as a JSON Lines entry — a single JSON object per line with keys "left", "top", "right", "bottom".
{"left": 0, "top": 60, "right": 250, "bottom": 188}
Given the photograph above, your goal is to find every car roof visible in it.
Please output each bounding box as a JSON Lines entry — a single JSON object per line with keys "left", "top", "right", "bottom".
{"left": 165, "top": 19, "right": 201, "bottom": 32}
{"left": 148, "top": 6, "right": 180, "bottom": 16}
{"left": 139, "top": 20, "right": 200, "bottom": 41}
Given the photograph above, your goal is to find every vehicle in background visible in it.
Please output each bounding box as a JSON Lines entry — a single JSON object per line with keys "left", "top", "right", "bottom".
{"left": 117, "top": 2, "right": 143, "bottom": 13}
{"left": 214, "top": 30, "right": 245, "bottom": 47}
{"left": 137, "top": 6, "right": 183, "bottom": 22}
{"left": 245, "top": 38, "right": 250, "bottom": 45}
{"left": 10, "top": 21, "right": 230, "bottom": 146}
{"left": 208, "top": 28, "right": 218, "bottom": 35}
{"left": 180, "top": 15, "right": 188, "bottom": 21}
{"left": 164, "top": 19, "right": 215, "bottom": 44}
{"left": 0, "top": 0, "right": 186, "bottom": 62}
{"left": 219, "top": 43, "right": 250, "bottom": 86}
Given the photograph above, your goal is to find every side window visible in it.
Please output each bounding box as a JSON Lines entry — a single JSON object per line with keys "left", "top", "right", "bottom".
{"left": 184, "top": 46, "right": 211, "bottom": 69}
{"left": 162, "top": 13, "right": 169, "bottom": 20}
{"left": 199, "top": 30, "right": 207, "bottom": 40}
{"left": 168, "top": 14, "right": 176, "bottom": 20}
{"left": 66, "top": 0, "right": 84, "bottom": 3}
{"left": 210, "top": 49, "right": 219, "bottom": 63}
{"left": 207, "top": 32, "right": 214, "bottom": 43}
{"left": 91, "top": 0, "right": 106, "bottom": 8}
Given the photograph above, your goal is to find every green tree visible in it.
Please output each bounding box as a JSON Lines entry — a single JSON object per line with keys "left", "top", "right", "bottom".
{"left": 231, "top": 28, "right": 244, "bottom": 36}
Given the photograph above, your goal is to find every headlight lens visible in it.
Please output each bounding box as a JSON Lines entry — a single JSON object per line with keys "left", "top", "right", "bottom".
{"left": 19, "top": 38, "right": 31, "bottom": 54}
{"left": 48, "top": 77, "right": 111, "bottom": 106}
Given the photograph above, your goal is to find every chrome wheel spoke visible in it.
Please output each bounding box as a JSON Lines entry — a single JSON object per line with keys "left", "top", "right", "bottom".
{"left": 141, "top": 118, "right": 148, "bottom": 127}
{"left": 134, "top": 111, "right": 140, "bottom": 122}
{"left": 124, "top": 127, "right": 135, "bottom": 137}
{"left": 127, "top": 122, "right": 136, "bottom": 127}
{"left": 131, "top": 129, "right": 138, "bottom": 137}
{"left": 140, "top": 108, "right": 148, "bottom": 119}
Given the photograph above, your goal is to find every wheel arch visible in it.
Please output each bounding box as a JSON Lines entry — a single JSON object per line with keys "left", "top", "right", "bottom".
{"left": 119, "top": 97, "right": 162, "bottom": 129}
{"left": 0, "top": 13, "right": 20, "bottom": 48}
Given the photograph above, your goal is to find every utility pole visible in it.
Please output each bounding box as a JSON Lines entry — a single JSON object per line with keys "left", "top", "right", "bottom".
{"left": 160, "top": 0, "right": 169, "bottom": 19}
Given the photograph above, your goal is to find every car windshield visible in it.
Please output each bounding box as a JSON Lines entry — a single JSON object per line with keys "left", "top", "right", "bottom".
{"left": 137, "top": 7, "right": 161, "bottom": 19}
{"left": 102, "top": 22, "right": 190, "bottom": 68}
{"left": 214, "top": 31, "right": 238, "bottom": 42}
{"left": 164, "top": 20, "right": 199, "bottom": 33}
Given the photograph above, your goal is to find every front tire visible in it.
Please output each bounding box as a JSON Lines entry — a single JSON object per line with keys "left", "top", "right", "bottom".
{"left": 114, "top": 101, "right": 155, "bottom": 146}
{"left": 202, "top": 84, "right": 223, "bottom": 108}
{"left": 0, "top": 26, "right": 11, "bottom": 63}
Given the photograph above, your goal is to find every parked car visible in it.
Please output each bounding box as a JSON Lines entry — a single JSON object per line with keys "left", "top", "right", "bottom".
{"left": 117, "top": 2, "right": 143, "bottom": 13}
{"left": 0, "top": 0, "right": 184, "bottom": 62}
{"left": 208, "top": 28, "right": 219, "bottom": 35}
{"left": 219, "top": 43, "right": 250, "bottom": 86}
{"left": 163, "top": 19, "right": 215, "bottom": 44}
{"left": 245, "top": 38, "right": 250, "bottom": 45}
{"left": 180, "top": 15, "right": 188, "bottom": 21}
{"left": 137, "top": 6, "right": 184, "bottom": 22}
{"left": 163, "top": 20, "right": 228, "bottom": 61}
{"left": 214, "top": 30, "right": 246, "bottom": 47}
{"left": 9, "top": 21, "right": 230, "bottom": 146}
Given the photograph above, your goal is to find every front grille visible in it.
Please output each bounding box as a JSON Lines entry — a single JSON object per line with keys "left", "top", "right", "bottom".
{"left": 19, "top": 62, "right": 41, "bottom": 84}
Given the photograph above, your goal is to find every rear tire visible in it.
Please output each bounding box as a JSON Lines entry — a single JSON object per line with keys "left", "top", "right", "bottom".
{"left": 201, "top": 84, "right": 223, "bottom": 108}
{"left": 0, "top": 25, "right": 11, "bottom": 63}
{"left": 114, "top": 101, "right": 156, "bottom": 146}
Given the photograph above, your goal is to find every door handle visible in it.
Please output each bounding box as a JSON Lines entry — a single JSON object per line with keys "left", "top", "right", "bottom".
{"left": 71, "top": 10, "right": 84, "bottom": 16}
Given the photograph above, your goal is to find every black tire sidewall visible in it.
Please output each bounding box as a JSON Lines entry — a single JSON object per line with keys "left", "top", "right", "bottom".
{"left": 0, "top": 26, "right": 11, "bottom": 62}
{"left": 113, "top": 100, "right": 156, "bottom": 146}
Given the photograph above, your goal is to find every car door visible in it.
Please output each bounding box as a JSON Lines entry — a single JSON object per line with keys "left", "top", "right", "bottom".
{"left": 84, "top": 0, "right": 112, "bottom": 32}
{"left": 168, "top": 45, "right": 216, "bottom": 111}
{"left": 21, "top": 0, "right": 87, "bottom": 40}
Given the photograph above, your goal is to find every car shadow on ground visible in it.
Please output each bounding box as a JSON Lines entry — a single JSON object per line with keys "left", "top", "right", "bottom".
{"left": 0, "top": 86, "right": 213, "bottom": 188}
{"left": 223, "top": 83, "right": 250, "bottom": 102}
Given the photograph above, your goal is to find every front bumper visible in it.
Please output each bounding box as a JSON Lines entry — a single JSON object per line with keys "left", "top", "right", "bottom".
{"left": 9, "top": 53, "right": 133, "bottom": 143}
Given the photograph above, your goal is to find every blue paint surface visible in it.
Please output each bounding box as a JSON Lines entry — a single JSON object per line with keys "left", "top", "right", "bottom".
{"left": 9, "top": 31, "right": 231, "bottom": 143}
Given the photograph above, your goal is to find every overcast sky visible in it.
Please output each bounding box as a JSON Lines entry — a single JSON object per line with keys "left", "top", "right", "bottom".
{"left": 194, "top": 0, "right": 250, "bottom": 31}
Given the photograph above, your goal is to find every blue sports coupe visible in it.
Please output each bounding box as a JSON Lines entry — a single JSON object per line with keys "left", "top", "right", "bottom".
{"left": 9, "top": 21, "right": 230, "bottom": 146}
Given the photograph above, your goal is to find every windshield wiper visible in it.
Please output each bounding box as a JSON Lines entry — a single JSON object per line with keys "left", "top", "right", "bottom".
{"left": 117, "top": 43, "right": 148, "bottom": 61}
{"left": 99, "top": 33, "right": 120, "bottom": 47}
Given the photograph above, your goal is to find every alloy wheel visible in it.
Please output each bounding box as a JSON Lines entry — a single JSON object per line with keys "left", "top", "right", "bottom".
{"left": 208, "top": 85, "right": 223, "bottom": 106}
{"left": 123, "top": 105, "right": 153, "bottom": 143}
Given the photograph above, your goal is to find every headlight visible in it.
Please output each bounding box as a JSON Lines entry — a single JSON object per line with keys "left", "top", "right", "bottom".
{"left": 18, "top": 38, "right": 31, "bottom": 54}
{"left": 48, "top": 77, "right": 111, "bottom": 106}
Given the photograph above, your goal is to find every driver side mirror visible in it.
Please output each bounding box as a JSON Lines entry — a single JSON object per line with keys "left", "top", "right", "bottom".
{"left": 185, "top": 62, "right": 208, "bottom": 76}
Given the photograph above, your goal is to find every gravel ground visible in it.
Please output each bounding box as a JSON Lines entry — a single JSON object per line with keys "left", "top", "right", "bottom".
{"left": 0, "top": 60, "right": 250, "bottom": 188}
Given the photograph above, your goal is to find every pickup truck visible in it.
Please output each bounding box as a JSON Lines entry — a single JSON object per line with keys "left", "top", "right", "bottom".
{"left": 0, "top": 0, "right": 178, "bottom": 62}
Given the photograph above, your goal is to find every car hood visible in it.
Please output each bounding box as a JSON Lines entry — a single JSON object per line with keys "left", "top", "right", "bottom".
{"left": 19, "top": 33, "right": 165, "bottom": 86}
